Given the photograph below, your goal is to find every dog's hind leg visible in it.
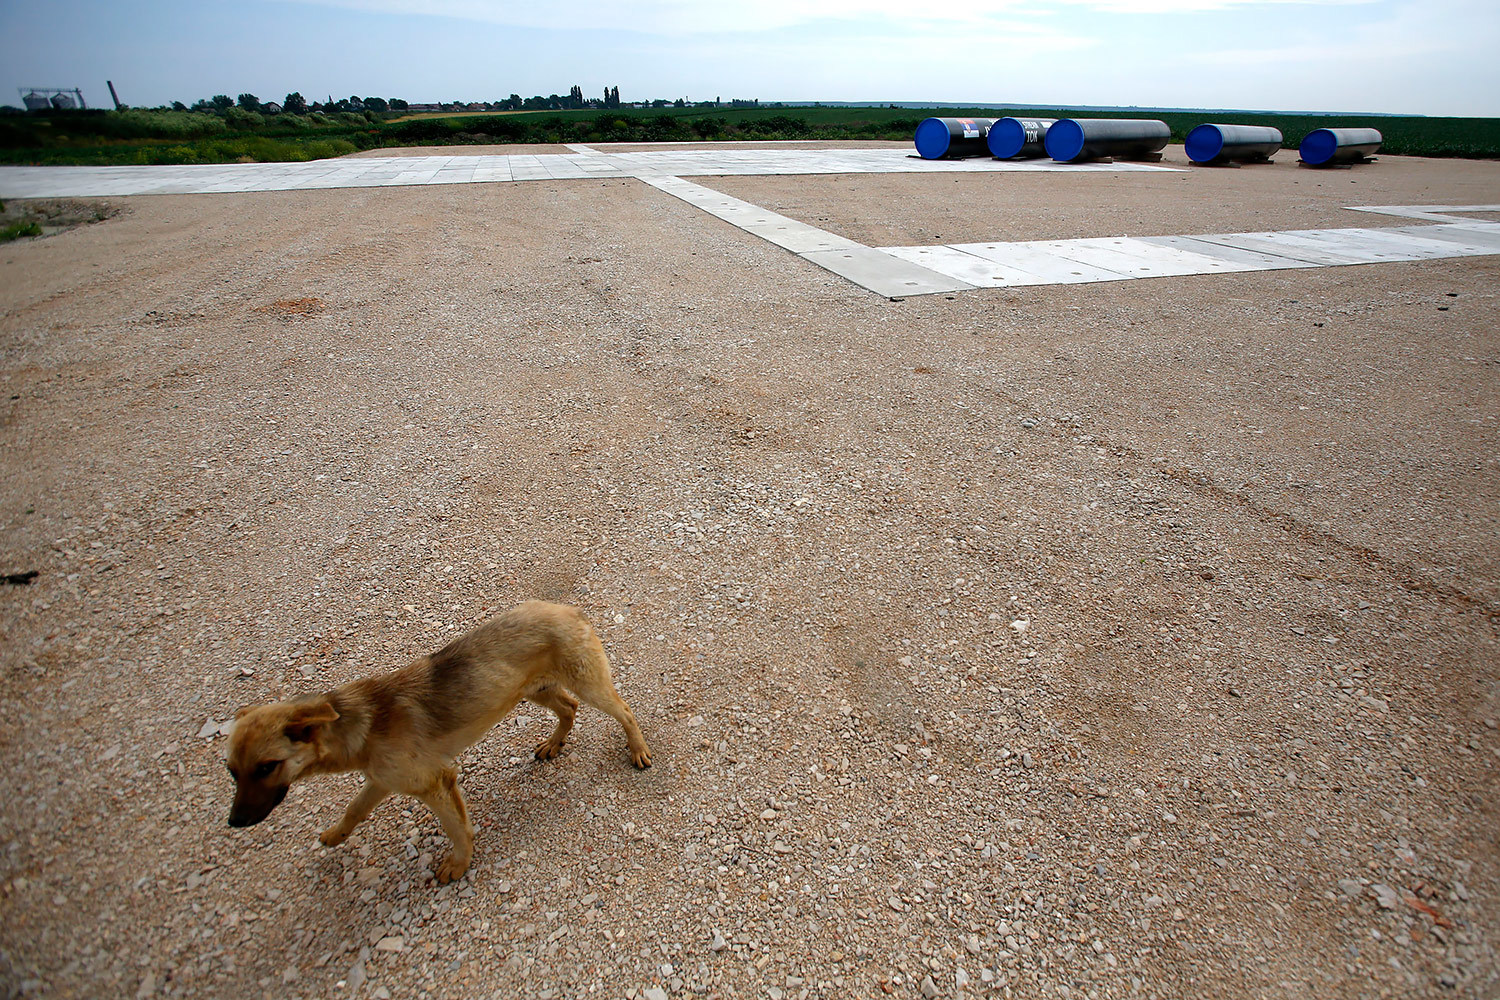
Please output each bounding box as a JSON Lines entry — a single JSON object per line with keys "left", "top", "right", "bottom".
{"left": 567, "top": 640, "right": 651, "bottom": 769}
{"left": 418, "top": 766, "right": 475, "bottom": 884}
{"left": 528, "top": 686, "right": 579, "bottom": 761}
{"left": 320, "top": 780, "right": 392, "bottom": 847}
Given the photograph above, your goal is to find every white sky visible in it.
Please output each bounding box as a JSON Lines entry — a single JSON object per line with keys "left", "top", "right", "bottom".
{"left": 3, "top": 0, "right": 1496, "bottom": 116}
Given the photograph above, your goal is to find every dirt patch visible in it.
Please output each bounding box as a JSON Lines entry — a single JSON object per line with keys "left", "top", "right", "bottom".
{"left": 252, "top": 296, "right": 325, "bottom": 317}
{"left": 0, "top": 199, "right": 121, "bottom": 242}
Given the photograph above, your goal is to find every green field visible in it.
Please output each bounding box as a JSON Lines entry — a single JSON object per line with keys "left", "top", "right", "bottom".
{"left": 3, "top": 105, "right": 1498, "bottom": 166}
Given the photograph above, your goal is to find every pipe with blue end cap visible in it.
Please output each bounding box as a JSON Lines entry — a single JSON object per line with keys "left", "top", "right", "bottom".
{"left": 987, "top": 118, "right": 1056, "bottom": 159}
{"left": 1045, "top": 119, "right": 1170, "bottom": 162}
{"left": 1185, "top": 124, "right": 1283, "bottom": 164}
{"left": 913, "top": 117, "right": 998, "bottom": 159}
{"left": 1299, "top": 127, "right": 1382, "bottom": 167}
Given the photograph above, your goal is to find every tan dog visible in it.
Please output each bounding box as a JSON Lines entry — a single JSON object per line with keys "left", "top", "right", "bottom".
{"left": 225, "top": 600, "right": 651, "bottom": 883}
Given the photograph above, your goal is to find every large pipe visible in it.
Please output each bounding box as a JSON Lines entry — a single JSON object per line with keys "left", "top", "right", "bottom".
{"left": 1299, "top": 127, "right": 1382, "bottom": 166}
{"left": 1045, "top": 118, "right": 1170, "bottom": 162}
{"left": 1185, "top": 123, "right": 1283, "bottom": 164}
{"left": 987, "top": 117, "right": 1056, "bottom": 159}
{"left": 913, "top": 117, "right": 998, "bottom": 159}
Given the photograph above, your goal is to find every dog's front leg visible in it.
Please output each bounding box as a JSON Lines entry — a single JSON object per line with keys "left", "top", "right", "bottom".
{"left": 320, "top": 779, "right": 391, "bottom": 847}
{"left": 418, "top": 766, "right": 474, "bottom": 884}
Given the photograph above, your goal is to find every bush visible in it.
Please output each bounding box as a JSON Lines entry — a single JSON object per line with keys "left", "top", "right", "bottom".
{"left": 1, "top": 220, "right": 42, "bottom": 242}
{"left": 222, "top": 107, "right": 265, "bottom": 129}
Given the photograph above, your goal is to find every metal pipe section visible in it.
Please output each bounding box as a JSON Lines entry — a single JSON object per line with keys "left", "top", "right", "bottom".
{"left": 987, "top": 117, "right": 1056, "bottom": 159}
{"left": 1045, "top": 118, "right": 1171, "bottom": 162}
{"left": 1299, "top": 127, "right": 1382, "bottom": 166}
{"left": 1184, "top": 123, "right": 1283, "bottom": 164}
{"left": 913, "top": 117, "right": 998, "bottom": 160}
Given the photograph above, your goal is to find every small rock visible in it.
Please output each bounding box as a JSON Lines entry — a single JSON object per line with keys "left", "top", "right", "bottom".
{"left": 375, "top": 936, "right": 405, "bottom": 951}
{"left": 710, "top": 931, "right": 726, "bottom": 952}
{"left": 281, "top": 966, "right": 299, "bottom": 984}
{"left": 1338, "top": 878, "right": 1363, "bottom": 897}
{"left": 1371, "top": 884, "right": 1399, "bottom": 910}
{"left": 135, "top": 972, "right": 156, "bottom": 998}
{"left": 642, "top": 988, "right": 669, "bottom": 1000}
{"left": 920, "top": 974, "right": 939, "bottom": 998}
{"left": 346, "top": 957, "right": 367, "bottom": 993}
{"left": 1010, "top": 619, "right": 1029, "bottom": 634}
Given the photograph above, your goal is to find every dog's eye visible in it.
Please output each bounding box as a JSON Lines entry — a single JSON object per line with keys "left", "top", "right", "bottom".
{"left": 253, "top": 761, "right": 279, "bottom": 779}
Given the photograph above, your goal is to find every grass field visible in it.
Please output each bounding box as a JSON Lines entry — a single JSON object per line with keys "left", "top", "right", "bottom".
{"left": 2, "top": 105, "right": 1497, "bottom": 166}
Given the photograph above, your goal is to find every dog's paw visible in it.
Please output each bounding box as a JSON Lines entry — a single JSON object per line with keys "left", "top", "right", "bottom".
{"left": 534, "top": 738, "right": 564, "bottom": 761}
{"left": 435, "top": 854, "right": 470, "bottom": 884}
{"left": 630, "top": 747, "right": 652, "bottom": 769}
{"left": 319, "top": 826, "right": 348, "bottom": 847}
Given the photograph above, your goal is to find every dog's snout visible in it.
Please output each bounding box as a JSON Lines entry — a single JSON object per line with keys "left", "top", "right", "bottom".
{"left": 228, "top": 784, "right": 287, "bottom": 829}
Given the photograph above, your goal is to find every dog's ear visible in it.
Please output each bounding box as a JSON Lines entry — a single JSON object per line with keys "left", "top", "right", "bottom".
{"left": 284, "top": 700, "right": 339, "bottom": 744}
{"left": 235, "top": 706, "right": 255, "bottom": 720}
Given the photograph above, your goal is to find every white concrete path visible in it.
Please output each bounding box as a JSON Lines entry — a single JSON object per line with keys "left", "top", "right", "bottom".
{"left": 0, "top": 147, "right": 1168, "bottom": 199}
{"left": 877, "top": 218, "right": 1500, "bottom": 293}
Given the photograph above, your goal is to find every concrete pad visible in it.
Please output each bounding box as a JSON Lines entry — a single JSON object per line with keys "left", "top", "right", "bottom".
{"left": 800, "top": 246, "right": 976, "bottom": 297}
{"left": 1135, "top": 235, "right": 1315, "bottom": 271}
{"left": 950, "top": 241, "right": 1136, "bottom": 284}
{"left": 1039, "top": 237, "right": 1268, "bottom": 277}
{"left": 878, "top": 245, "right": 1053, "bottom": 288}
{"left": 1395, "top": 223, "right": 1500, "bottom": 252}
{"left": 1189, "top": 231, "right": 1379, "bottom": 265}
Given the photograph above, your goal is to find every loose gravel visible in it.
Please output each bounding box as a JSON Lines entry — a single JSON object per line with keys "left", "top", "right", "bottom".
{"left": 0, "top": 147, "right": 1496, "bottom": 1000}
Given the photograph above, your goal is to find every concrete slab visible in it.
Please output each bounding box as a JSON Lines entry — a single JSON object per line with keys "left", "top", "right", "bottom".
{"left": 1134, "top": 235, "right": 1314, "bottom": 271}
{"left": 950, "top": 241, "right": 1136, "bottom": 284}
{"left": 1189, "top": 231, "right": 1378, "bottom": 266}
{"left": 1393, "top": 223, "right": 1500, "bottom": 252}
{"left": 800, "top": 246, "right": 977, "bottom": 297}
{"left": 878, "top": 245, "right": 1052, "bottom": 288}
{"left": 0, "top": 147, "right": 1177, "bottom": 199}
{"left": 1039, "top": 237, "right": 1268, "bottom": 277}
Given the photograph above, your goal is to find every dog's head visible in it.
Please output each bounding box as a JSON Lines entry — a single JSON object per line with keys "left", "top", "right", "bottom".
{"left": 225, "top": 698, "right": 339, "bottom": 828}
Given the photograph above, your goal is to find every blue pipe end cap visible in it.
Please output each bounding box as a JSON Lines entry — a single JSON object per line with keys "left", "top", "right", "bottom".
{"left": 987, "top": 118, "right": 1026, "bottom": 159}
{"left": 1299, "top": 128, "right": 1338, "bottom": 165}
{"left": 1184, "top": 124, "right": 1224, "bottom": 164}
{"left": 1045, "top": 119, "right": 1086, "bottom": 162}
{"left": 914, "top": 118, "right": 952, "bottom": 159}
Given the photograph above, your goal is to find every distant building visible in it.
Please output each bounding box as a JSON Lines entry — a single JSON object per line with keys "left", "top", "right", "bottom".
{"left": 262, "top": 102, "right": 282, "bottom": 115}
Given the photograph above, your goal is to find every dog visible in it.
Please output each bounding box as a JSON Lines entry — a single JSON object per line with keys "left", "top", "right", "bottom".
{"left": 225, "top": 600, "right": 651, "bottom": 883}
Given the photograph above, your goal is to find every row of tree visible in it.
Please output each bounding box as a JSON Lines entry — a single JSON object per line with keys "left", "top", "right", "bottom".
{"left": 154, "top": 86, "right": 755, "bottom": 117}
{"left": 171, "top": 94, "right": 409, "bottom": 115}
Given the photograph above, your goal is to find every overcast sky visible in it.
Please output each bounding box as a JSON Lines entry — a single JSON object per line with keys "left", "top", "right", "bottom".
{"left": 3, "top": 0, "right": 1496, "bottom": 116}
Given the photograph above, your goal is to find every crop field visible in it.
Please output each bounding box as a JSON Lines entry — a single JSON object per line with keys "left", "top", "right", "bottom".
{"left": 2, "top": 105, "right": 1498, "bottom": 165}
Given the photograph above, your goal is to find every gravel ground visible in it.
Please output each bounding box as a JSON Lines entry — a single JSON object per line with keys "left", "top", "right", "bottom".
{"left": 0, "top": 147, "right": 1496, "bottom": 1000}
